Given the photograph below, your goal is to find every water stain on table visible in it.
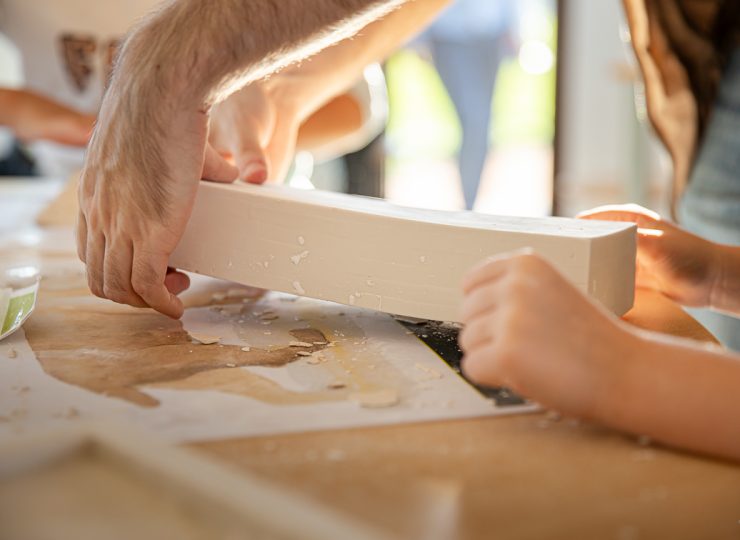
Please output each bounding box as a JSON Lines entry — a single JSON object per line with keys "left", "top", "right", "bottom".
{"left": 22, "top": 302, "right": 335, "bottom": 408}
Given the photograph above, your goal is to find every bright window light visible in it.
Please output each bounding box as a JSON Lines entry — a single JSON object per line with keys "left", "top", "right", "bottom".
{"left": 518, "top": 40, "right": 554, "bottom": 75}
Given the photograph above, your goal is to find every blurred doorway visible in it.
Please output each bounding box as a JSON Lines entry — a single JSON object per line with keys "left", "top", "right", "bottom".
{"left": 384, "top": 0, "right": 557, "bottom": 216}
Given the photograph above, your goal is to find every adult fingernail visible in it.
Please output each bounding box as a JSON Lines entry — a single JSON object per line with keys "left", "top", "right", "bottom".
{"left": 241, "top": 161, "right": 267, "bottom": 184}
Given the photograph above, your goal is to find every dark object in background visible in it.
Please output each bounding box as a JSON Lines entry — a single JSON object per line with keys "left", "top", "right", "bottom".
{"left": 344, "top": 133, "right": 385, "bottom": 199}
{"left": 0, "top": 141, "right": 36, "bottom": 177}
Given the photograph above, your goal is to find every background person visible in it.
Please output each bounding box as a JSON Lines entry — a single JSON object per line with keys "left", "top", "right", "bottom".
{"left": 424, "top": 0, "right": 519, "bottom": 210}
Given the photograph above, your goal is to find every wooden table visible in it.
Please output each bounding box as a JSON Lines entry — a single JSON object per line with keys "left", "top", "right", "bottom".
{"left": 192, "top": 291, "right": 740, "bottom": 540}
{"left": 4, "top": 179, "right": 740, "bottom": 540}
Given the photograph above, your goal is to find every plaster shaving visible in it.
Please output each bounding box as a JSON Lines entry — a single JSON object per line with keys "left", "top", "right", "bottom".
{"left": 188, "top": 332, "right": 221, "bottom": 345}
{"left": 350, "top": 389, "right": 400, "bottom": 409}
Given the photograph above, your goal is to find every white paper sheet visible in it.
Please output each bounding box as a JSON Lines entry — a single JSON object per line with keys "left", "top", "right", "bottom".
{"left": 0, "top": 192, "right": 535, "bottom": 444}
{"left": 0, "top": 283, "right": 537, "bottom": 443}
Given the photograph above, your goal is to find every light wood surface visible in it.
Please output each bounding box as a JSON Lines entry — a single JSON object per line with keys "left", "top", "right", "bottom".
{"left": 6, "top": 179, "right": 740, "bottom": 540}
{"left": 191, "top": 291, "right": 740, "bottom": 540}
{"left": 0, "top": 426, "right": 387, "bottom": 540}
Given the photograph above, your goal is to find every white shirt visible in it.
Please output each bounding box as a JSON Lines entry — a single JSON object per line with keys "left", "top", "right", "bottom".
{"left": 0, "top": 0, "right": 159, "bottom": 176}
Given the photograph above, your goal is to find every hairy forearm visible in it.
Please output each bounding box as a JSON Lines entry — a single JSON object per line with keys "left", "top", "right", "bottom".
{"left": 710, "top": 245, "right": 740, "bottom": 317}
{"left": 116, "top": 0, "right": 408, "bottom": 110}
{"left": 268, "top": 0, "right": 451, "bottom": 116}
{"left": 597, "top": 330, "right": 740, "bottom": 461}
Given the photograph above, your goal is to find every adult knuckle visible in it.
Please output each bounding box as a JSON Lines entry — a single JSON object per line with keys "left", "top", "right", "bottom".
{"left": 131, "top": 277, "right": 155, "bottom": 299}
{"left": 104, "top": 263, "right": 128, "bottom": 290}
{"left": 86, "top": 273, "right": 103, "bottom": 298}
{"left": 103, "top": 282, "right": 128, "bottom": 303}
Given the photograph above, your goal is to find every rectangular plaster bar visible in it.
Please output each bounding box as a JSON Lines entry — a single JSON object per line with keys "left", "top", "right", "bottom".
{"left": 171, "top": 183, "right": 636, "bottom": 321}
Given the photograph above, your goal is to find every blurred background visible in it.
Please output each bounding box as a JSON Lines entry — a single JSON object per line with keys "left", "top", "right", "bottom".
{"left": 0, "top": 0, "right": 673, "bottom": 219}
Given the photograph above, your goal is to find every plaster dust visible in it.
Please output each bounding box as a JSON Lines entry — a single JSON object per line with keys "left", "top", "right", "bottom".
{"left": 187, "top": 332, "right": 221, "bottom": 345}
{"left": 350, "top": 389, "right": 400, "bottom": 409}
{"left": 170, "top": 182, "right": 637, "bottom": 320}
{"left": 1, "top": 226, "right": 512, "bottom": 443}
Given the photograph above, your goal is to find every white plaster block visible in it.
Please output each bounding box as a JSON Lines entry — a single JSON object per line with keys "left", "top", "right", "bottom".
{"left": 171, "top": 183, "right": 636, "bottom": 321}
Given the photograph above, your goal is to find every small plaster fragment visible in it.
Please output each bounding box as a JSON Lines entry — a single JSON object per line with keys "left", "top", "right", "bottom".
{"left": 292, "top": 281, "right": 306, "bottom": 295}
{"left": 290, "top": 250, "right": 310, "bottom": 265}
{"left": 241, "top": 346, "right": 251, "bottom": 352}
{"left": 226, "top": 288, "right": 251, "bottom": 299}
{"left": 326, "top": 449, "right": 346, "bottom": 461}
{"left": 350, "top": 389, "right": 399, "bottom": 409}
{"left": 289, "top": 341, "right": 313, "bottom": 348}
{"left": 7, "top": 348, "right": 17, "bottom": 359}
{"left": 188, "top": 332, "right": 221, "bottom": 345}
{"left": 219, "top": 305, "right": 243, "bottom": 316}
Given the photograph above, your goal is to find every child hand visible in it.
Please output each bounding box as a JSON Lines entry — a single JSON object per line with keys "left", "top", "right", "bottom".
{"left": 579, "top": 204, "right": 721, "bottom": 308}
{"left": 208, "top": 81, "right": 300, "bottom": 185}
{"left": 458, "top": 251, "right": 635, "bottom": 416}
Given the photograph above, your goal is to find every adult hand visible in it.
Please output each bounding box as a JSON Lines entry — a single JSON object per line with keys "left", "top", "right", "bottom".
{"left": 458, "top": 251, "right": 637, "bottom": 416}
{"left": 6, "top": 89, "right": 95, "bottom": 146}
{"left": 579, "top": 204, "right": 721, "bottom": 308}
{"left": 209, "top": 81, "right": 301, "bottom": 185}
{"left": 77, "top": 73, "right": 239, "bottom": 319}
